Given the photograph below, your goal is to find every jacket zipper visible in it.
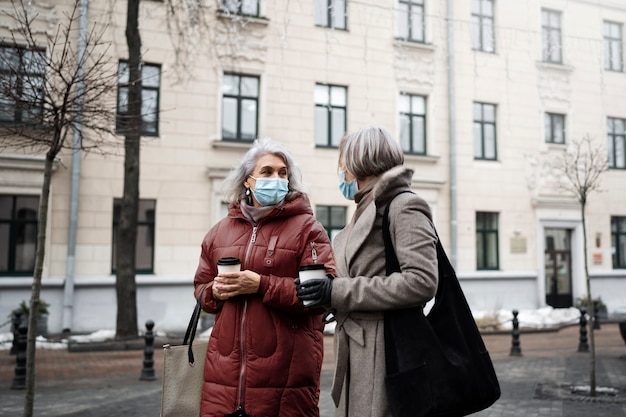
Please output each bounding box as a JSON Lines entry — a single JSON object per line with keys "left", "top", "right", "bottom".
{"left": 237, "top": 299, "right": 248, "bottom": 410}
{"left": 244, "top": 226, "right": 257, "bottom": 264}
{"left": 236, "top": 225, "right": 258, "bottom": 411}
{"left": 310, "top": 241, "right": 318, "bottom": 263}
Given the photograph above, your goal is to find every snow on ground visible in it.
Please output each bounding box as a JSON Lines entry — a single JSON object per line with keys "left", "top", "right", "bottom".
{"left": 473, "top": 306, "right": 582, "bottom": 331}
{"left": 0, "top": 306, "right": 588, "bottom": 350}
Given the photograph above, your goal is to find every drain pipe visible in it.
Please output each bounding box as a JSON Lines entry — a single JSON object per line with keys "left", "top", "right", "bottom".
{"left": 447, "top": 0, "right": 457, "bottom": 267}
{"left": 62, "top": 0, "right": 88, "bottom": 334}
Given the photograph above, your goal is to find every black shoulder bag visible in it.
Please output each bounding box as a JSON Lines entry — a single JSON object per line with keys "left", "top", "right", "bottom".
{"left": 383, "top": 192, "right": 501, "bottom": 417}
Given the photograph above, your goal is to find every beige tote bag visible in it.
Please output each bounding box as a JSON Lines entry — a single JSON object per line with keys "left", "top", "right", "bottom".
{"left": 161, "top": 290, "right": 207, "bottom": 417}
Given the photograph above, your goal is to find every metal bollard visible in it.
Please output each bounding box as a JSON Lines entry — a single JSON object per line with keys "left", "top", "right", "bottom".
{"left": 10, "top": 311, "right": 22, "bottom": 355}
{"left": 509, "top": 310, "right": 522, "bottom": 356}
{"left": 578, "top": 307, "right": 589, "bottom": 352}
{"left": 11, "top": 322, "right": 27, "bottom": 389}
{"left": 140, "top": 320, "right": 157, "bottom": 381}
{"left": 592, "top": 300, "right": 601, "bottom": 330}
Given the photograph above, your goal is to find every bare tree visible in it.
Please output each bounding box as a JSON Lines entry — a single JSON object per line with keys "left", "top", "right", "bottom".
{"left": 113, "top": 0, "right": 255, "bottom": 337}
{"left": 114, "top": 0, "right": 142, "bottom": 339}
{"left": 553, "top": 135, "right": 609, "bottom": 397}
{"left": 0, "top": 1, "right": 117, "bottom": 415}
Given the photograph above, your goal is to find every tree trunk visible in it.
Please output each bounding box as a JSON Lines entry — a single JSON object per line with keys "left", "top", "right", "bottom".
{"left": 23, "top": 151, "right": 55, "bottom": 417}
{"left": 115, "top": 0, "right": 142, "bottom": 339}
{"left": 581, "top": 202, "right": 597, "bottom": 396}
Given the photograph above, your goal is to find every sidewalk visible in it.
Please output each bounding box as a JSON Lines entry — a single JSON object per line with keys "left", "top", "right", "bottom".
{"left": 1, "top": 323, "right": 625, "bottom": 416}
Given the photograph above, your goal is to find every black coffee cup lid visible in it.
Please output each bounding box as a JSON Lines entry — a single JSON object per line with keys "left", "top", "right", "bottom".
{"left": 217, "top": 257, "right": 241, "bottom": 265}
{"left": 299, "top": 264, "right": 325, "bottom": 271}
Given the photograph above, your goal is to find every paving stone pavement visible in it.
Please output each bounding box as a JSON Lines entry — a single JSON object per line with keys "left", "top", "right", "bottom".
{"left": 1, "top": 323, "right": 625, "bottom": 416}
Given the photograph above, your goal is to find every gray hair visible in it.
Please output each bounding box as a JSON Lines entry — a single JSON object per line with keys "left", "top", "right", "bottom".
{"left": 221, "top": 137, "right": 306, "bottom": 203}
{"left": 339, "top": 126, "right": 404, "bottom": 179}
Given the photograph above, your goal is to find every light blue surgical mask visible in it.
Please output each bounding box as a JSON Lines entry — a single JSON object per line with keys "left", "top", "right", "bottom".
{"left": 250, "top": 177, "right": 289, "bottom": 206}
{"left": 339, "top": 171, "right": 358, "bottom": 200}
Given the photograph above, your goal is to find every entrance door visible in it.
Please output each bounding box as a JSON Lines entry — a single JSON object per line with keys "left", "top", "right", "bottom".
{"left": 544, "top": 228, "right": 573, "bottom": 308}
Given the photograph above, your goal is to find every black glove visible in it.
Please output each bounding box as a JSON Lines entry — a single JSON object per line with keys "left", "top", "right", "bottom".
{"left": 295, "top": 274, "right": 333, "bottom": 308}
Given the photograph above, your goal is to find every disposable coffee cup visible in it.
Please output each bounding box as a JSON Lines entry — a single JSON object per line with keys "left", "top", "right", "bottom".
{"left": 298, "top": 264, "right": 326, "bottom": 306}
{"left": 217, "top": 257, "right": 241, "bottom": 273}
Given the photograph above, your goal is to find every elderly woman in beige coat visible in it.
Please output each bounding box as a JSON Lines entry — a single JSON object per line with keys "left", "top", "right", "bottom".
{"left": 297, "top": 126, "right": 439, "bottom": 417}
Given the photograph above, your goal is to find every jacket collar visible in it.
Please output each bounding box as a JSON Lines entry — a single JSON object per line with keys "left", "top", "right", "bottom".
{"left": 228, "top": 192, "right": 313, "bottom": 223}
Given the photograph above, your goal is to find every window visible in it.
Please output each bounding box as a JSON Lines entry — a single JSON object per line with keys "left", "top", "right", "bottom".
{"left": 399, "top": 93, "right": 426, "bottom": 155}
{"left": 471, "top": 0, "right": 495, "bottom": 52}
{"left": 316, "top": 205, "right": 346, "bottom": 241}
{"left": 112, "top": 199, "right": 156, "bottom": 273}
{"left": 544, "top": 112, "right": 565, "bottom": 144}
{"left": 315, "top": 0, "right": 346, "bottom": 30}
{"left": 542, "top": 9, "right": 562, "bottom": 63}
{"left": 222, "top": 73, "right": 259, "bottom": 141}
{"left": 221, "top": 0, "right": 259, "bottom": 17}
{"left": 607, "top": 117, "right": 626, "bottom": 169}
{"left": 315, "top": 83, "right": 346, "bottom": 148}
{"left": 116, "top": 61, "right": 161, "bottom": 136}
{"left": 476, "top": 211, "right": 499, "bottom": 270}
{"left": 0, "top": 195, "right": 38, "bottom": 276}
{"left": 0, "top": 45, "right": 45, "bottom": 125}
{"left": 604, "top": 21, "right": 623, "bottom": 72}
{"left": 612, "top": 216, "right": 626, "bottom": 269}
{"left": 397, "top": 0, "right": 425, "bottom": 42}
{"left": 473, "top": 102, "right": 497, "bottom": 160}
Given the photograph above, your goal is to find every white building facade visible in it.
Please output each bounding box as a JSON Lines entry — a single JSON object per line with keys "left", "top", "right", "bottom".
{"left": 1, "top": 0, "right": 625, "bottom": 334}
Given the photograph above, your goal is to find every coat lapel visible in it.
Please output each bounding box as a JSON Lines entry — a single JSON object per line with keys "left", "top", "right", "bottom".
{"left": 344, "top": 203, "right": 376, "bottom": 273}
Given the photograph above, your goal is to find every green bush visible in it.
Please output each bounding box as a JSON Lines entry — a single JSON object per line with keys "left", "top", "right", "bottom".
{"left": 575, "top": 296, "right": 605, "bottom": 310}
{"left": 10, "top": 299, "right": 50, "bottom": 318}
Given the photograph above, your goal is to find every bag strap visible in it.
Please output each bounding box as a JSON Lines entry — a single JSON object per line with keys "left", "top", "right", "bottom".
{"left": 382, "top": 190, "right": 446, "bottom": 279}
{"left": 183, "top": 288, "right": 205, "bottom": 365}
{"left": 382, "top": 191, "right": 432, "bottom": 275}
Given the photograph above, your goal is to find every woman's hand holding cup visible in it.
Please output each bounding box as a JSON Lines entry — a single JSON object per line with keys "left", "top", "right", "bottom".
{"left": 213, "top": 257, "right": 260, "bottom": 300}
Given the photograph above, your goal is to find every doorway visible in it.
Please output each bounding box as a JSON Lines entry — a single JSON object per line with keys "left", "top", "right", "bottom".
{"left": 544, "top": 228, "right": 573, "bottom": 308}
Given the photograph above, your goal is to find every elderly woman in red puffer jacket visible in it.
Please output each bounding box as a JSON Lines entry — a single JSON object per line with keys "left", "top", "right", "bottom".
{"left": 194, "top": 138, "right": 336, "bottom": 417}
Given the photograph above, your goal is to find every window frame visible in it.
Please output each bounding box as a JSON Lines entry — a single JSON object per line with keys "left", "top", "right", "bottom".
{"left": 116, "top": 60, "right": 161, "bottom": 137}
{"left": 111, "top": 198, "right": 156, "bottom": 274}
{"left": 314, "top": 83, "right": 347, "bottom": 148}
{"left": 544, "top": 112, "right": 566, "bottom": 144}
{"left": 612, "top": 216, "right": 626, "bottom": 269}
{"left": 473, "top": 102, "right": 497, "bottom": 161}
{"left": 396, "top": 0, "right": 425, "bottom": 43}
{"left": 0, "top": 195, "right": 39, "bottom": 276}
{"left": 221, "top": 0, "right": 260, "bottom": 17}
{"left": 315, "top": 0, "right": 347, "bottom": 30}
{"left": 0, "top": 44, "right": 46, "bottom": 125}
{"left": 399, "top": 93, "right": 427, "bottom": 155}
{"left": 607, "top": 117, "right": 626, "bottom": 169}
{"left": 315, "top": 205, "right": 347, "bottom": 241}
{"left": 476, "top": 211, "right": 499, "bottom": 270}
{"left": 541, "top": 8, "right": 562, "bottom": 64}
{"left": 221, "top": 73, "right": 260, "bottom": 142}
{"left": 471, "top": 0, "right": 495, "bottom": 53}
{"left": 604, "top": 21, "right": 623, "bottom": 72}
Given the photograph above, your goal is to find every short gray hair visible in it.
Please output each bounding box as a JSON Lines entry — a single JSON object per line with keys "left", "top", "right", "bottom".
{"left": 221, "top": 138, "right": 306, "bottom": 203}
{"left": 339, "top": 126, "right": 404, "bottom": 179}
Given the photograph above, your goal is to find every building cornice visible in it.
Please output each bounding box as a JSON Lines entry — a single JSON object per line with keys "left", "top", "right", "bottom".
{"left": 411, "top": 177, "right": 446, "bottom": 189}
{"left": 0, "top": 154, "right": 59, "bottom": 172}
{"left": 207, "top": 166, "right": 232, "bottom": 179}
{"left": 531, "top": 197, "right": 580, "bottom": 208}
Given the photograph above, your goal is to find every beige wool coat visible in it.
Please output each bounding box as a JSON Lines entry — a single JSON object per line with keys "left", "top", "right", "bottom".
{"left": 330, "top": 165, "right": 439, "bottom": 417}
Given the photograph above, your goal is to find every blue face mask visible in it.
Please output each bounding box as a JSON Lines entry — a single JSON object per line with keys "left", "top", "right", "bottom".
{"left": 250, "top": 177, "right": 289, "bottom": 206}
{"left": 339, "top": 171, "right": 358, "bottom": 200}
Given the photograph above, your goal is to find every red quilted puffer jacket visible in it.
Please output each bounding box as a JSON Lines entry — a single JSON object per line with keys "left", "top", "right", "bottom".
{"left": 194, "top": 193, "right": 336, "bottom": 417}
